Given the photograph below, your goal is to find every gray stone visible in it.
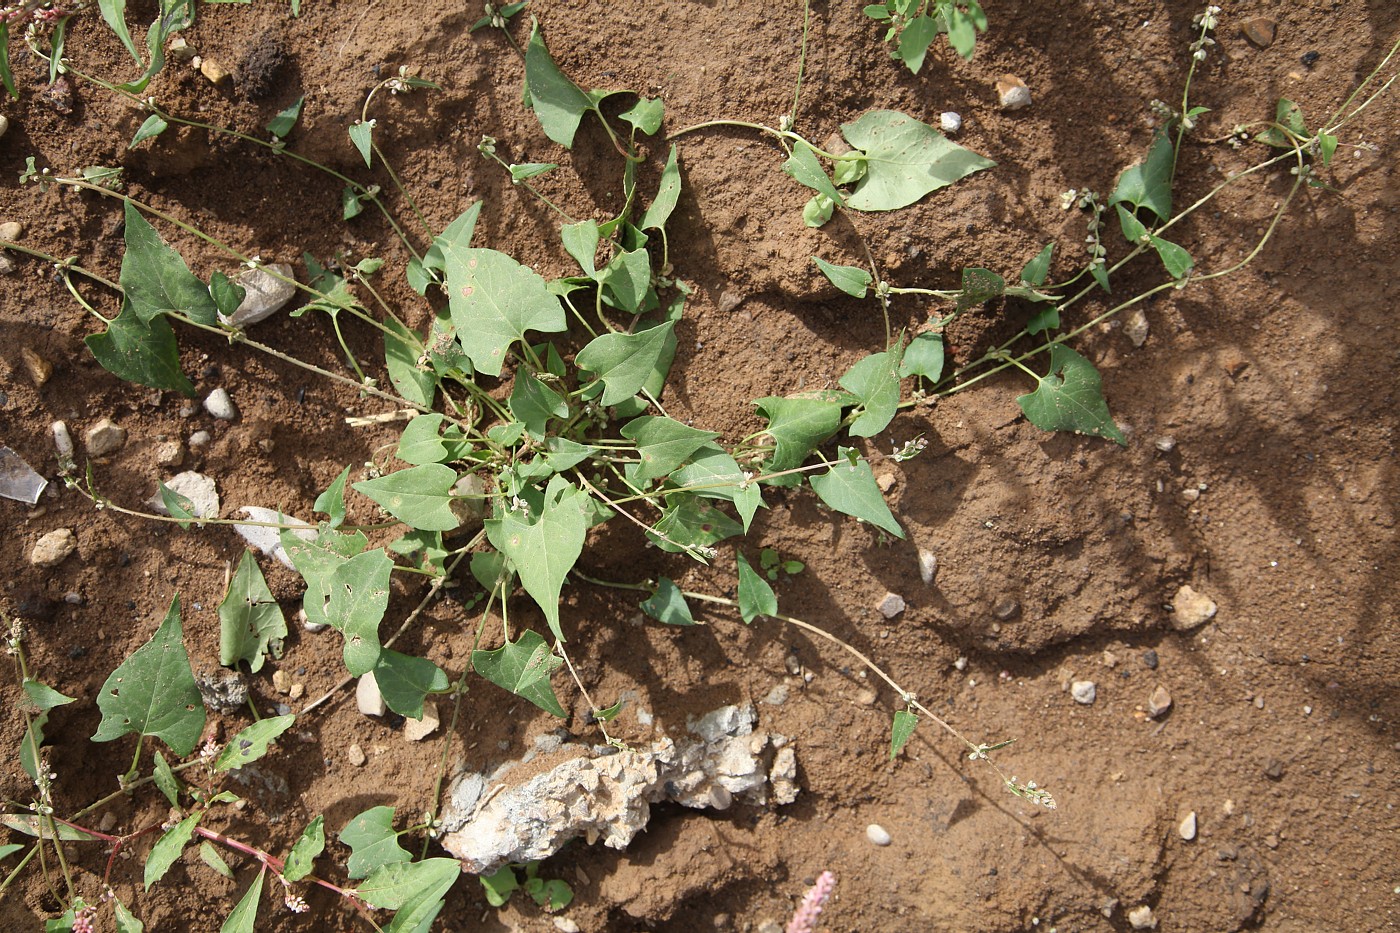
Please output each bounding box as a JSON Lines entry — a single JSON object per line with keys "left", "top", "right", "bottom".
{"left": 1071, "top": 681, "right": 1097, "bottom": 705}
{"left": 188, "top": 430, "right": 212, "bottom": 448}
{"left": 195, "top": 670, "right": 248, "bottom": 713}
{"left": 1124, "top": 307, "right": 1150, "bottom": 347}
{"left": 151, "top": 471, "right": 219, "bottom": 519}
{"left": 876, "top": 592, "right": 906, "bottom": 619}
{"left": 939, "top": 111, "right": 962, "bottom": 134}
{"left": 155, "top": 441, "right": 184, "bottom": 468}
{"left": 347, "top": 744, "right": 367, "bottom": 767}
{"left": 0, "top": 254, "right": 15, "bottom": 275}
{"left": 222, "top": 262, "right": 297, "bottom": 327}
{"left": 356, "top": 672, "right": 386, "bottom": 717}
{"left": 0, "top": 221, "right": 22, "bottom": 241}
{"left": 993, "top": 596, "right": 1020, "bottom": 620}
{"left": 865, "top": 823, "right": 892, "bottom": 846}
{"left": 204, "top": 388, "right": 238, "bottom": 421}
{"left": 1171, "top": 585, "right": 1217, "bottom": 630}
{"left": 84, "top": 418, "right": 127, "bottom": 457}
{"left": 30, "top": 529, "right": 76, "bottom": 568}
{"left": 1147, "top": 685, "right": 1172, "bottom": 718}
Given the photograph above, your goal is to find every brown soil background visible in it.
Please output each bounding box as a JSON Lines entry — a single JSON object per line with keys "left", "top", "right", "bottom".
{"left": 2, "top": 1, "right": 1398, "bottom": 930}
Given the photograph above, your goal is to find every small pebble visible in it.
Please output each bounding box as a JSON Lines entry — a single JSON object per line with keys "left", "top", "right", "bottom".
{"left": 85, "top": 418, "right": 128, "bottom": 457}
{"left": 204, "top": 388, "right": 238, "bottom": 421}
{"left": 200, "top": 57, "right": 231, "bottom": 84}
{"left": 0, "top": 254, "right": 15, "bottom": 275}
{"left": 0, "top": 221, "right": 23, "bottom": 241}
{"left": 1154, "top": 437, "right": 1177, "bottom": 453}
{"left": 1264, "top": 759, "right": 1284, "bottom": 780}
{"left": 1301, "top": 50, "right": 1320, "bottom": 68}
{"left": 1123, "top": 307, "right": 1149, "bottom": 347}
{"left": 274, "top": 703, "right": 292, "bottom": 716}
{"left": 21, "top": 348, "right": 52, "bottom": 387}
{"left": 30, "top": 529, "right": 77, "bottom": 568}
{"left": 917, "top": 549, "right": 938, "bottom": 584}
{"left": 188, "top": 430, "right": 212, "bottom": 448}
{"left": 347, "top": 744, "right": 367, "bottom": 767}
{"left": 288, "top": 683, "right": 305, "bottom": 701}
{"left": 553, "top": 920, "right": 581, "bottom": 933}
{"left": 939, "top": 111, "right": 962, "bottom": 134}
{"left": 271, "top": 669, "right": 291, "bottom": 694}
{"left": 1147, "top": 684, "right": 1172, "bottom": 718}
{"left": 866, "top": 823, "right": 892, "bottom": 846}
{"left": 992, "top": 596, "right": 1020, "bottom": 621}
{"left": 404, "top": 701, "right": 441, "bottom": 741}
{"left": 995, "top": 74, "right": 1031, "bottom": 110}
{"left": 1071, "top": 681, "right": 1097, "bottom": 705}
{"left": 356, "top": 672, "right": 386, "bottom": 717}
{"left": 0, "top": 114, "right": 8, "bottom": 138}
{"left": 761, "top": 683, "right": 789, "bottom": 706}
{"left": 1142, "top": 649, "right": 1159, "bottom": 670}
{"left": 1170, "top": 585, "right": 1217, "bottom": 630}
{"left": 1178, "top": 810, "right": 1198, "bottom": 841}
{"left": 63, "top": 591, "right": 84, "bottom": 606}
{"left": 875, "top": 471, "right": 897, "bottom": 493}
{"left": 953, "top": 656, "right": 968, "bottom": 671}
{"left": 155, "top": 441, "right": 184, "bottom": 468}
{"left": 51, "top": 421, "right": 74, "bottom": 462}
{"left": 854, "top": 688, "right": 878, "bottom": 707}
{"left": 1128, "top": 905, "right": 1157, "bottom": 930}
{"left": 876, "top": 592, "right": 906, "bottom": 619}
{"left": 1241, "top": 16, "right": 1277, "bottom": 48}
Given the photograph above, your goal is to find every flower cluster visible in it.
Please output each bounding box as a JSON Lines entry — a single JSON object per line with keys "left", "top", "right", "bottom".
{"left": 786, "top": 871, "right": 836, "bottom": 933}
{"left": 2, "top": 0, "right": 69, "bottom": 28}
{"left": 1061, "top": 189, "right": 1108, "bottom": 265}
{"left": 1189, "top": 5, "right": 1221, "bottom": 61}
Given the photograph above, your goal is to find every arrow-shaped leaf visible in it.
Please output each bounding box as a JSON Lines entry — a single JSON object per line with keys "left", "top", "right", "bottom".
{"left": 218, "top": 549, "right": 287, "bottom": 673}
{"left": 445, "top": 247, "right": 565, "bottom": 377}
{"left": 576, "top": 322, "right": 676, "bottom": 406}
{"left": 484, "top": 477, "right": 590, "bottom": 641}
{"left": 810, "top": 447, "right": 904, "bottom": 538}
{"left": 354, "top": 464, "right": 461, "bottom": 532}
{"left": 93, "top": 596, "right": 205, "bottom": 756}
{"left": 1015, "top": 344, "right": 1126, "bottom": 445}
{"left": 472, "top": 629, "right": 566, "bottom": 717}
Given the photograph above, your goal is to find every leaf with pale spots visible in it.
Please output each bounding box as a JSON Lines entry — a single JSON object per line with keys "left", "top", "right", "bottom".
{"left": 445, "top": 247, "right": 565, "bottom": 377}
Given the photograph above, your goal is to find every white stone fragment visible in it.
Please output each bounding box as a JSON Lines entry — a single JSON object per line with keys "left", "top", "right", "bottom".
{"left": 996, "top": 74, "right": 1032, "bottom": 110}
{"left": 1171, "top": 585, "right": 1217, "bottom": 630}
{"left": 51, "top": 422, "right": 74, "bottom": 463}
{"left": 1071, "top": 681, "right": 1098, "bottom": 705}
{"left": 918, "top": 549, "right": 938, "bottom": 584}
{"left": 939, "top": 111, "right": 962, "bottom": 133}
{"left": 1128, "top": 905, "right": 1157, "bottom": 930}
{"left": 84, "top": 418, "right": 127, "bottom": 457}
{"left": 221, "top": 262, "right": 297, "bottom": 327}
{"left": 150, "top": 471, "right": 220, "bottom": 519}
{"left": 235, "top": 507, "right": 317, "bottom": 569}
{"left": 204, "top": 388, "right": 238, "bottom": 421}
{"left": 356, "top": 673, "right": 386, "bottom": 717}
{"left": 404, "top": 702, "right": 441, "bottom": 741}
{"left": 1123, "top": 307, "right": 1150, "bottom": 347}
{"left": 865, "top": 823, "right": 892, "bottom": 846}
{"left": 1178, "top": 810, "right": 1198, "bottom": 841}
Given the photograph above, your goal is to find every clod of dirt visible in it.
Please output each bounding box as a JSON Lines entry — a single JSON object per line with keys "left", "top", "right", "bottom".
{"left": 29, "top": 528, "right": 75, "bottom": 568}
{"left": 237, "top": 32, "right": 289, "bottom": 101}
{"left": 223, "top": 262, "right": 297, "bottom": 327}
{"left": 1171, "top": 585, "right": 1217, "bottom": 630}
{"left": 155, "top": 441, "right": 183, "bottom": 468}
{"left": 195, "top": 670, "right": 248, "bottom": 713}
{"left": 84, "top": 418, "right": 127, "bottom": 457}
{"left": 1128, "top": 905, "right": 1157, "bottom": 930}
{"left": 204, "top": 388, "right": 238, "bottom": 421}
{"left": 438, "top": 704, "right": 795, "bottom": 873}
{"left": 38, "top": 77, "right": 74, "bottom": 115}
{"left": 995, "top": 74, "right": 1031, "bottom": 110}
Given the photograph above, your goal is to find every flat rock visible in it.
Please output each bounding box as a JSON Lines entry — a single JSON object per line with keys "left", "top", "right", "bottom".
{"left": 1171, "top": 585, "right": 1217, "bottom": 630}
{"left": 1071, "top": 681, "right": 1097, "bottom": 705}
{"left": 1147, "top": 684, "right": 1172, "bottom": 718}
{"left": 1241, "top": 17, "right": 1277, "bottom": 48}
{"left": 876, "top": 592, "right": 906, "bottom": 619}
{"left": 404, "top": 702, "right": 441, "bottom": 741}
{"left": 356, "top": 672, "right": 386, "bottom": 717}
{"left": 235, "top": 507, "right": 316, "bottom": 569}
{"left": 30, "top": 529, "right": 77, "bottom": 568}
{"left": 151, "top": 471, "right": 220, "bottom": 519}
{"left": 204, "top": 388, "right": 238, "bottom": 421}
{"left": 222, "top": 262, "right": 297, "bottom": 327}
{"left": 85, "top": 418, "right": 128, "bottom": 457}
{"left": 996, "top": 74, "right": 1031, "bottom": 110}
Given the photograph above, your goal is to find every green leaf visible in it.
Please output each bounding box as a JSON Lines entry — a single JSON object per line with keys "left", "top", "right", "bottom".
{"left": 955, "top": 267, "right": 1005, "bottom": 312}
{"left": 890, "top": 709, "right": 918, "bottom": 759}
{"left": 542, "top": 437, "right": 597, "bottom": 472}
{"left": 473, "top": 629, "right": 566, "bottom": 717}
{"left": 395, "top": 415, "right": 456, "bottom": 466}
{"left": 266, "top": 96, "right": 304, "bottom": 137}
{"left": 445, "top": 247, "right": 566, "bottom": 377}
{"left": 641, "top": 144, "right": 682, "bottom": 231}
{"left": 1149, "top": 234, "right": 1194, "bottom": 279}
{"left": 342, "top": 186, "right": 366, "bottom": 220}
{"left": 810, "top": 447, "right": 904, "bottom": 538}
{"left": 811, "top": 256, "right": 871, "bottom": 298}
{"left": 480, "top": 865, "right": 519, "bottom": 907}
{"left": 145, "top": 812, "right": 201, "bottom": 889}
{"left": 349, "top": 120, "right": 375, "bottom": 168}
{"left": 509, "top": 368, "right": 568, "bottom": 439}
{"left": 841, "top": 110, "right": 995, "bottom": 212}
{"left": 384, "top": 317, "right": 436, "bottom": 408}
{"left": 314, "top": 465, "right": 351, "bottom": 527}
{"left": 526, "top": 877, "right": 573, "bottom": 911}
{"left": 802, "top": 193, "right": 835, "bottom": 227}
{"left": 509, "top": 162, "right": 557, "bottom": 182}
{"left": 199, "top": 841, "right": 234, "bottom": 879}
{"left": 1089, "top": 262, "right": 1111, "bottom": 294}
{"left": 208, "top": 271, "right": 245, "bottom": 320}
{"left": 561, "top": 220, "right": 600, "bottom": 277}
{"left": 0, "top": 24, "right": 16, "bottom": 101}
{"left": 157, "top": 481, "right": 196, "bottom": 529}
{"left": 373, "top": 650, "right": 449, "bottom": 720}
{"left": 1020, "top": 242, "right": 1054, "bottom": 286}
{"left": 620, "top": 97, "right": 665, "bottom": 135}
{"left": 621, "top": 415, "right": 720, "bottom": 484}
{"left": 1257, "top": 98, "right": 1308, "bottom": 147}
{"left": 282, "top": 816, "right": 324, "bottom": 883}
{"left": 98, "top": 0, "right": 141, "bottom": 63}
{"left": 284, "top": 531, "right": 392, "bottom": 675}
{"left": 1115, "top": 202, "right": 1148, "bottom": 243}
{"left": 120, "top": 202, "right": 218, "bottom": 326}
{"left": 214, "top": 715, "right": 295, "bottom": 772}
{"left": 576, "top": 322, "right": 676, "bottom": 405}
{"left": 1316, "top": 132, "right": 1338, "bottom": 165}
{"left": 358, "top": 858, "right": 461, "bottom": 911}
{"left": 753, "top": 395, "right": 842, "bottom": 471}
{"left": 1015, "top": 344, "right": 1126, "bottom": 445}
{"left": 0, "top": 844, "right": 23, "bottom": 861}
{"left": 87, "top": 300, "right": 195, "bottom": 395}
{"left": 599, "top": 246, "right": 653, "bottom": 314}
{"left": 898, "top": 331, "right": 944, "bottom": 381}
{"left": 1109, "top": 128, "right": 1173, "bottom": 219}
{"left": 524, "top": 23, "right": 592, "bottom": 148}
{"left": 485, "top": 477, "right": 590, "bottom": 641}
{"left": 22, "top": 680, "right": 76, "bottom": 712}
{"left": 93, "top": 596, "right": 205, "bottom": 756}
{"left": 152, "top": 750, "right": 180, "bottom": 807}
{"left": 129, "top": 113, "right": 168, "bottom": 148}
{"left": 640, "top": 577, "right": 697, "bottom": 626}
{"left": 839, "top": 351, "right": 901, "bottom": 437}
{"left": 783, "top": 141, "right": 845, "bottom": 206}
{"left": 1027, "top": 305, "right": 1060, "bottom": 335}
{"left": 647, "top": 493, "right": 743, "bottom": 556}
{"left": 735, "top": 552, "right": 777, "bottom": 623}
{"left": 896, "top": 13, "right": 939, "bottom": 73}
{"left": 341, "top": 807, "right": 412, "bottom": 880}
{"left": 218, "top": 550, "right": 287, "bottom": 673}
{"left": 114, "top": 899, "right": 144, "bottom": 933}
{"left": 219, "top": 868, "right": 265, "bottom": 933}
{"left": 354, "top": 464, "right": 461, "bottom": 532}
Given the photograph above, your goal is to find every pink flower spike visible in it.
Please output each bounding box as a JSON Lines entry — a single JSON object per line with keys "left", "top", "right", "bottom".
{"left": 786, "top": 870, "right": 836, "bottom": 933}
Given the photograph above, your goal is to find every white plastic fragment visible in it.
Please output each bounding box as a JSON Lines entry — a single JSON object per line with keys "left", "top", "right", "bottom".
{"left": 0, "top": 446, "right": 48, "bottom": 505}
{"left": 234, "top": 507, "right": 316, "bottom": 569}
{"left": 221, "top": 262, "right": 297, "bottom": 327}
